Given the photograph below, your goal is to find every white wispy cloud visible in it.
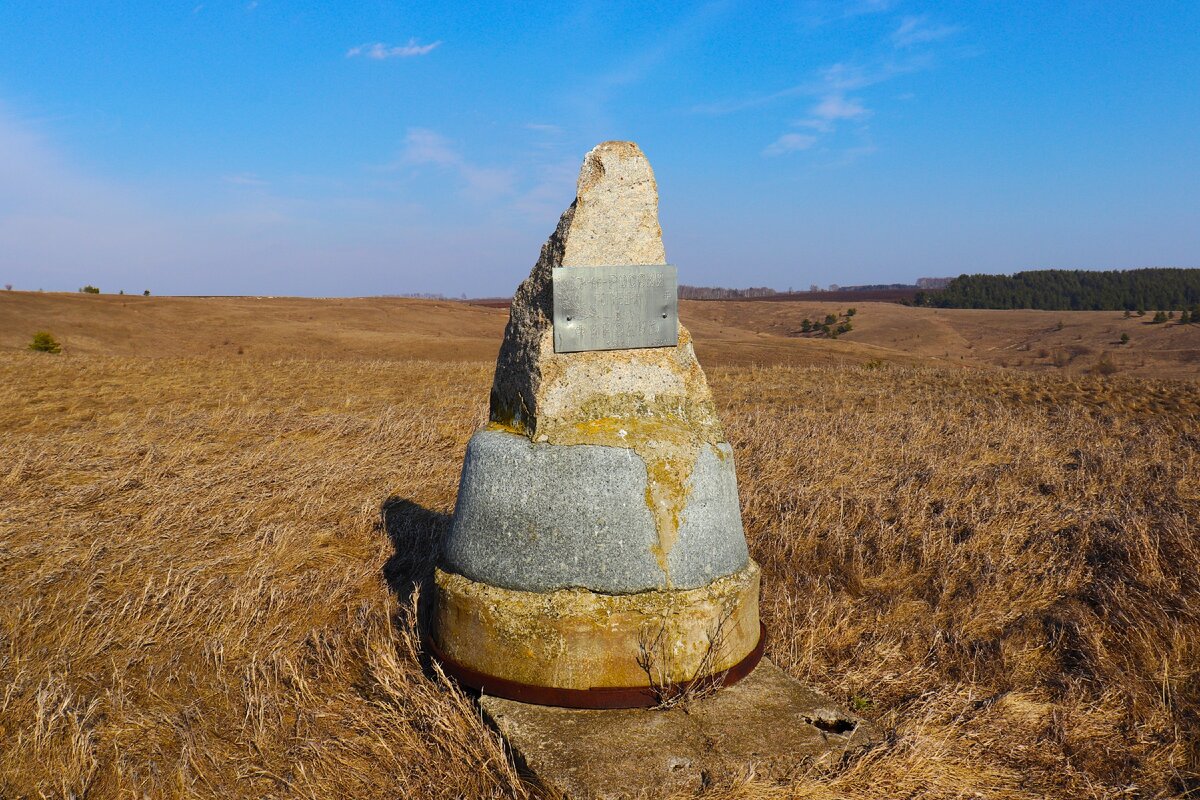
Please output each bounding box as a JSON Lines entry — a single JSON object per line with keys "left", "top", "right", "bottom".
{"left": 843, "top": 0, "right": 899, "bottom": 17}
{"left": 0, "top": 102, "right": 563, "bottom": 296}
{"left": 692, "top": 59, "right": 919, "bottom": 115}
{"left": 691, "top": 87, "right": 801, "bottom": 116}
{"left": 892, "top": 16, "right": 959, "bottom": 48}
{"left": 692, "top": 10, "right": 958, "bottom": 163}
{"left": 347, "top": 39, "right": 441, "bottom": 60}
{"left": 762, "top": 133, "right": 819, "bottom": 157}
{"left": 394, "top": 128, "right": 515, "bottom": 201}
{"left": 823, "top": 143, "right": 879, "bottom": 167}
{"left": 400, "top": 129, "right": 459, "bottom": 167}
{"left": 512, "top": 156, "right": 578, "bottom": 218}
{"left": 802, "top": 0, "right": 899, "bottom": 28}
{"left": 572, "top": 2, "right": 732, "bottom": 131}
{"left": 222, "top": 173, "right": 266, "bottom": 187}
{"left": 765, "top": 89, "right": 872, "bottom": 155}
{"left": 0, "top": 103, "right": 292, "bottom": 292}
{"left": 387, "top": 127, "right": 584, "bottom": 219}
{"left": 809, "top": 93, "right": 869, "bottom": 123}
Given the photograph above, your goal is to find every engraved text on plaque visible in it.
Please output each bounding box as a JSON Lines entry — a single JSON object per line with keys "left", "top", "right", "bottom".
{"left": 552, "top": 264, "right": 678, "bottom": 353}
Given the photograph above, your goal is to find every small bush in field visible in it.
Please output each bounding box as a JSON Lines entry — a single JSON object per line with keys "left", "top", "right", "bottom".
{"left": 799, "top": 309, "right": 857, "bottom": 339}
{"left": 851, "top": 694, "right": 874, "bottom": 713}
{"left": 1120, "top": 332, "right": 1130, "bottom": 345}
{"left": 1092, "top": 353, "right": 1118, "bottom": 375}
{"left": 79, "top": 285, "right": 100, "bottom": 294}
{"left": 29, "top": 332, "right": 61, "bottom": 353}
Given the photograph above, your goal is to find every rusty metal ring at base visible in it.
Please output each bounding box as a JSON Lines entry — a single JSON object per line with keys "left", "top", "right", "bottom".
{"left": 428, "top": 623, "right": 767, "bottom": 709}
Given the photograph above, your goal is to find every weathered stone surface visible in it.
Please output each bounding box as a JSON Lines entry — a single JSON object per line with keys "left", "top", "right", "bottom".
{"left": 489, "top": 142, "right": 721, "bottom": 444}
{"left": 684, "top": 659, "right": 875, "bottom": 777}
{"left": 488, "top": 700, "right": 711, "bottom": 799}
{"left": 477, "top": 141, "right": 742, "bottom": 585}
{"left": 489, "top": 141, "right": 686, "bottom": 436}
{"left": 443, "top": 428, "right": 748, "bottom": 593}
{"left": 433, "top": 562, "right": 760, "bottom": 690}
{"left": 481, "top": 659, "right": 878, "bottom": 799}
{"left": 436, "top": 140, "right": 759, "bottom": 696}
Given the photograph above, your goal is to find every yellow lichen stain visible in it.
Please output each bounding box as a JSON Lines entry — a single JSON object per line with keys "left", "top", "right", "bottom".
{"left": 562, "top": 412, "right": 697, "bottom": 448}
{"left": 493, "top": 321, "right": 732, "bottom": 583}
{"left": 530, "top": 393, "right": 721, "bottom": 585}
{"left": 642, "top": 449, "right": 696, "bottom": 582}
{"left": 485, "top": 420, "right": 526, "bottom": 437}
{"left": 541, "top": 408, "right": 703, "bottom": 583}
{"left": 533, "top": 323, "right": 726, "bottom": 444}
{"left": 489, "top": 385, "right": 534, "bottom": 437}
{"left": 433, "top": 564, "right": 760, "bottom": 688}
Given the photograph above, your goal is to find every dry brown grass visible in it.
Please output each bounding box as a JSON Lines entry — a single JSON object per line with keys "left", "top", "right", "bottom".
{"left": 6, "top": 291, "right": 1200, "bottom": 378}
{"left": 2, "top": 351, "right": 1198, "bottom": 798}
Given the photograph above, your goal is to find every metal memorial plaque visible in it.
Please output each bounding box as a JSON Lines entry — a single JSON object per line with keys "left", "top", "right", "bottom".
{"left": 552, "top": 264, "right": 678, "bottom": 353}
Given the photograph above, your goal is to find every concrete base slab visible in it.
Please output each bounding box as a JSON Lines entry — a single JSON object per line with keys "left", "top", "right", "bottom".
{"left": 480, "top": 658, "right": 877, "bottom": 799}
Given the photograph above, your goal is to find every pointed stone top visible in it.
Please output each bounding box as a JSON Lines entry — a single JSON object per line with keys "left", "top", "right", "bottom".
{"left": 489, "top": 140, "right": 720, "bottom": 447}
{"left": 562, "top": 141, "right": 666, "bottom": 268}
{"left": 469, "top": 142, "right": 740, "bottom": 593}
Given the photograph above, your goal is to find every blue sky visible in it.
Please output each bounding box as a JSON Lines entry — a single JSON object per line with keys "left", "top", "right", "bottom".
{"left": 1, "top": 1, "right": 1198, "bottom": 296}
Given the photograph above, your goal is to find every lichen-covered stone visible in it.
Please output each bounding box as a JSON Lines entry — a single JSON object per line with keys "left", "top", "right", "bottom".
{"left": 436, "top": 141, "right": 760, "bottom": 699}
{"left": 489, "top": 141, "right": 721, "bottom": 445}
{"left": 484, "top": 141, "right": 736, "bottom": 572}
{"left": 433, "top": 561, "right": 761, "bottom": 690}
{"left": 444, "top": 428, "right": 748, "bottom": 593}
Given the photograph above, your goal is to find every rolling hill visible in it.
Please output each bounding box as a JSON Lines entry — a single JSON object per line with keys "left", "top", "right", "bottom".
{"left": 3, "top": 290, "right": 1198, "bottom": 377}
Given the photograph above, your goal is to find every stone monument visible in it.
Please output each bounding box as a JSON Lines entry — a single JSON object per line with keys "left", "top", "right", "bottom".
{"left": 433, "top": 141, "right": 761, "bottom": 703}
{"left": 431, "top": 141, "right": 875, "bottom": 797}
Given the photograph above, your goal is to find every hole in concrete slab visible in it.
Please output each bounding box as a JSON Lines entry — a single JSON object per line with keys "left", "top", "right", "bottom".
{"left": 804, "top": 715, "right": 856, "bottom": 735}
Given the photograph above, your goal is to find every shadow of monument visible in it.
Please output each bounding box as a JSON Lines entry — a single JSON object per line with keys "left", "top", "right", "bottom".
{"left": 378, "top": 496, "right": 450, "bottom": 636}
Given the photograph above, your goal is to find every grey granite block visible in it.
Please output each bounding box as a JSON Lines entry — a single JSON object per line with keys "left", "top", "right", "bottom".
{"left": 442, "top": 429, "right": 749, "bottom": 594}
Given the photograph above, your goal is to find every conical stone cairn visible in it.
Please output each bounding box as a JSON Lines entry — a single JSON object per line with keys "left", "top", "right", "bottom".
{"left": 433, "top": 141, "right": 761, "bottom": 705}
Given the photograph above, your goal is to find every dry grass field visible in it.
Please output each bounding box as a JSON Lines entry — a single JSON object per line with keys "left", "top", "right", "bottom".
{"left": 2, "top": 293, "right": 1199, "bottom": 798}
{"left": 4, "top": 290, "right": 1199, "bottom": 377}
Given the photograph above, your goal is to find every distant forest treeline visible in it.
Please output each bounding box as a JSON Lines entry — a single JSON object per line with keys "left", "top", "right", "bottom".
{"left": 915, "top": 268, "right": 1200, "bottom": 310}
{"left": 677, "top": 283, "right": 932, "bottom": 300}
{"left": 678, "top": 285, "right": 778, "bottom": 300}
